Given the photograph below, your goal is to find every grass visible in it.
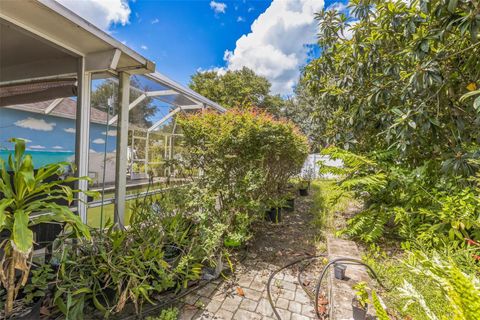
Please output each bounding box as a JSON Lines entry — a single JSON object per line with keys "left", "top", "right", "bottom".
{"left": 87, "top": 181, "right": 176, "bottom": 228}
{"left": 310, "top": 179, "right": 355, "bottom": 240}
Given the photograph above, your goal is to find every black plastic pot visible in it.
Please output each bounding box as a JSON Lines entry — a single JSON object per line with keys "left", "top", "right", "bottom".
{"left": 13, "top": 298, "right": 42, "bottom": 320}
{"left": 31, "top": 223, "right": 63, "bottom": 250}
{"left": 283, "top": 198, "right": 295, "bottom": 212}
{"left": 265, "top": 207, "right": 282, "bottom": 223}
{"left": 352, "top": 298, "right": 368, "bottom": 320}
{"left": 164, "top": 244, "right": 182, "bottom": 264}
{"left": 299, "top": 188, "right": 309, "bottom": 196}
{"left": 334, "top": 263, "right": 347, "bottom": 280}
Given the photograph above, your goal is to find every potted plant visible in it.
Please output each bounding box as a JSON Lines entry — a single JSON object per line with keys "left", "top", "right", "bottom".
{"left": 352, "top": 281, "right": 370, "bottom": 320}
{"left": 265, "top": 198, "right": 285, "bottom": 223}
{"left": 298, "top": 166, "right": 314, "bottom": 196}
{"left": 281, "top": 185, "right": 296, "bottom": 212}
{"left": 298, "top": 179, "right": 310, "bottom": 196}
{"left": 0, "top": 139, "right": 92, "bottom": 317}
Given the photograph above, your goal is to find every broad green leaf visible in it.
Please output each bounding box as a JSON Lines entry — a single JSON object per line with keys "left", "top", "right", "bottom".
{"left": 12, "top": 209, "right": 33, "bottom": 254}
{"left": 0, "top": 198, "right": 14, "bottom": 229}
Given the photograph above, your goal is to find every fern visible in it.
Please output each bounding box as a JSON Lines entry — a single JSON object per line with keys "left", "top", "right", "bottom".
{"left": 321, "top": 146, "right": 377, "bottom": 169}
{"left": 342, "top": 207, "right": 391, "bottom": 242}
{"left": 372, "top": 290, "right": 390, "bottom": 320}
{"left": 400, "top": 252, "right": 480, "bottom": 320}
{"left": 398, "top": 280, "right": 439, "bottom": 320}
{"left": 340, "top": 172, "right": 387, "bottom": 191}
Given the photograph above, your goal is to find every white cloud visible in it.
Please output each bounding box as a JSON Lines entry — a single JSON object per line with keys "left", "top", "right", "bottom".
{"left": 102, "top": 130, "right": 117, "bottom": 137}
{"left": 55, "top": 0, "right": 131, "bottom": 31}
{"left": 151, "top": 18, "right": 159, "bottom": 24}
{"left": 141, "top": 45, "right": 148, "bottom": 50}
{"left": 221, "top": 0, "right": 325, "bottom": 95}
{"left": 64, "top": 128, "right": 76, "bottom": 134}
{"left": 93, "top": 138, "right": 106, "bottom": 144}
{"left": 328, "top": 2, "right": 348, "bottom": 13}
{"left": 15, "top": 117, "right": 56, "bottom": 131}
{"left": 237, "top": 16, "right": 245, "bottom": 22}
{"left": 197, "top": 66, "right": 227, "bottom": 76}
{"left": 29, "top": 145, "right": 45, "bottom": 149}
{"left": 210, "top": 1, "right": 227, "bottom": 14}
{"left": 52, "top": 146, "right": 64, "bottom": 149}
{"left": 342, "top": 20, "right": 358, "bottom": 40}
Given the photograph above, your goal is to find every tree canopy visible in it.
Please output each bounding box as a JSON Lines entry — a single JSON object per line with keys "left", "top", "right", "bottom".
{"left": 189, "top": 67, "right": 284, "bottom": 114}
{"left": 301, "top": 0, "right": 479, "bottom": 170}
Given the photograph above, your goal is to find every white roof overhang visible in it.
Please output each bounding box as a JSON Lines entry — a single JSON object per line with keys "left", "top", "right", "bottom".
{"left": 0, "top": 0, "right": 155, "bottom": 85}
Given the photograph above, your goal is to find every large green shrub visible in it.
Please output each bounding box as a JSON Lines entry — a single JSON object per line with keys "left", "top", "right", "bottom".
{"left": 178, "top": 109, "right": 308, "bottom": 197}
{"left": 177, "top": 109, "right": 309, "bottom": 249}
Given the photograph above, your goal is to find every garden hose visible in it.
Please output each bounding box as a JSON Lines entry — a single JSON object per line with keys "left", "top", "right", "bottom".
{"left": 266, "top": 255, "right": 386, "bottom": 320}
{"left": 313, "top": 257, "right": 386, "bottom": 319}
{"left": 297, "top": 256, "right": 322, "bottom": 300}
{"left": 266, "top": 255, "right": 326, "bottom": 320}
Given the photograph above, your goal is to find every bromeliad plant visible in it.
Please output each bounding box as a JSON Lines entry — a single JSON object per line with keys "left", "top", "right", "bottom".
{"left": 0, "top": 138, "right": 91, "bottom": 316}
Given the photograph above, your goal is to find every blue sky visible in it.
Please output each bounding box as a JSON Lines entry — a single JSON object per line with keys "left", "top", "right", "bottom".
{"left": 57, "top": 0, "right": 346, "bottom": 95}
{"left": 112, "top": 1, "right": 272, "bottom": 86}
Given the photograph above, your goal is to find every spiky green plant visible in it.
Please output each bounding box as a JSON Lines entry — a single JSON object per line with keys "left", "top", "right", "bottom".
{"left": 0, "top": 138, "right": 92, "bottom": 316}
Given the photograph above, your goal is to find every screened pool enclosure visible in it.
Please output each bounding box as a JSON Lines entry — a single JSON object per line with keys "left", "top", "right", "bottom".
{"left": 0, "top": 0, "right": 225, "bottom": 230}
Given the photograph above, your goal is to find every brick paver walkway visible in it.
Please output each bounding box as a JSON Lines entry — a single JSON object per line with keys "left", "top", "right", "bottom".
{"left": 178, "top": 194, "right": 321, "bottom": 320}
{"left": 178, "top": 261, "right": 318, "bottom": 320}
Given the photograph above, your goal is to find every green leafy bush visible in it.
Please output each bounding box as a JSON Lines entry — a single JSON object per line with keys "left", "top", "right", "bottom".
{"left": 177, "top": 109, "right": 308, "bottom": 249}
{"left": 399, "top": 251, "right": 480, "bottom": 320}
{"left": 320, "top": 146, "right": 480, "bottom": 248}
{"left": 146, "top": 307, "right": 179, "bottom": 320}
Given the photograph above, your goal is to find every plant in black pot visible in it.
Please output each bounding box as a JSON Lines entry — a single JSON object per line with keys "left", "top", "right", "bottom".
{"left": 265, "top": 198, "right": 284, "bottom": 223}
{"left": 281, "top": 186, "right": 296, "bottom": 212}
{"left": 298, "top": 166, "right": 314, "bottom": 196}
{"left": 12, "top": 264, "right": 56, "bottom": 319}
{"left": 352, "top": 281, "right": 370, "bottom": 320}
{"left": 298, "top": 179, "right": 310, "bottom": 196}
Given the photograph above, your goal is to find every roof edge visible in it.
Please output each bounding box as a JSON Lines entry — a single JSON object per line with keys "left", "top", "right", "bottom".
{"left": 36, "top": 0, "right": 155, "bottom": 73}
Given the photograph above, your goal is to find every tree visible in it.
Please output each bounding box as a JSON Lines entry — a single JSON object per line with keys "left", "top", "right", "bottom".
{"left": 302, "top": 0, "right": 480, "bottom": 170}
{"left": 91, "top": 78, "right": 157, "bottom": 128}
{"left": 189, "top": 67, "right": 285, "bottom": 114}
{"left": 281, "top": 79, "right": 328, "bottom": 151}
